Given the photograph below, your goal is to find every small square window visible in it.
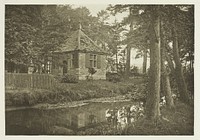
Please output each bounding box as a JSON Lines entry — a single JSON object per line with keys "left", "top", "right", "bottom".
{"left": 88, "top": 54, "right": 98, "bottom": 68}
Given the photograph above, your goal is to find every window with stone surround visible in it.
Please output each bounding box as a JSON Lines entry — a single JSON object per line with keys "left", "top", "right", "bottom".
{"left": 89, "top": 54, "right": 97, "bottom": 68}
{"left": 68, "top": 54, "right": 73, "bottom": 68}
{"left": 86, "top": 53, "right": 101, "bottom": 69}
{"left": 68, "top": 53, "right": 79, "bottom": 69}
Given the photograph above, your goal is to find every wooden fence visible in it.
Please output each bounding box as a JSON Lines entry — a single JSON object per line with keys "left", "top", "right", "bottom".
{"left": 5, "top": 73, "right": 57, "bottom": 89}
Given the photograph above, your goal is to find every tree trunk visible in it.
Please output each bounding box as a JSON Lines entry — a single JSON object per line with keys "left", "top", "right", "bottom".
{"left": 161, "top": 46, "right": 175, "bottom": 109}
{"left": 189, "top": 52, "right": 192, "bottom": 72}
{"left": 125, "top": 15, "right": 133, "bottom": 77}
{"left": 116, "top": 53, "right": 118, "bottom": 72}
{"left": 123, "top": 49, "right": 126, "bottom": 72}
{"left": 145, "top": 7, "right": 161, "bottom": 123}
{"left": 126, "top": 46, "right": 131, "bottom": 77}
{"left": 189, "top": 52, "right": 194, "bottom": 73}
{"left": 143, "top": 48, "right": 147, "bottom": 73}
{"left": 172, "top": 24, "right": 190, "bottom": 104}
{"left": 165, "top": 53, "right": 175, "bottom": 74}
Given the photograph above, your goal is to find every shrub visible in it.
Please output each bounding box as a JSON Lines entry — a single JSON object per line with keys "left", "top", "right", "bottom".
{"left": 23, "top": 92, "right": 38, "bottom": 105}
{"left": 88, "top": 68, "right": 97, "bottom": 75}
{"left": 106, "top": 72, "right": 122, "bottom": 82}
{"left": 131, "top": 66, "right": 139, "bottom": 73}
{"left": 61, "top": 74, "right": 78, "bottom": 83}
{"left": 34, "top": 89, "right": 52, "bottom": 103}
{"left": 53, "top": 75, "right": 63, "bottom": 82}
{"left": 10, "top": 89, "right": 38, "bottom": 106}
{"left": 86, "top": 68, "right": 97, "bottom": 80}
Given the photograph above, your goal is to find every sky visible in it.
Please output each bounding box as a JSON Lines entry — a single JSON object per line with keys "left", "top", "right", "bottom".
{"left": 72, "top": 4, "right": 128, "bottom": 24}
{"left": 74, "top": 4, "right": 108, "bottom": 16}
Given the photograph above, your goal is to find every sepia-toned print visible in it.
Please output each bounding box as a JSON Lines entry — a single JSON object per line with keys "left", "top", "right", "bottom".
{"left": 5, "top": 4, "right": 194, "bottom": 135}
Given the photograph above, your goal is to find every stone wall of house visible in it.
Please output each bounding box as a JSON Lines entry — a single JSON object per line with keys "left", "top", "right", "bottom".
{"left": 68, "top": 68, "right": 79, "bottom": 78}
{"left": 52, "top": 52, "right": 106, "bottom": 80}
{"left": 78, "top": 53, "right": 106, "bottom": 80}
{"left": 52, "top": 53, "right": 80, "bottom": 76}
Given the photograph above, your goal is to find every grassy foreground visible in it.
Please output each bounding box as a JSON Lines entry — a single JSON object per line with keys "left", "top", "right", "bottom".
{"left": 5, "top": 78, "right": 145, "bottom": 107}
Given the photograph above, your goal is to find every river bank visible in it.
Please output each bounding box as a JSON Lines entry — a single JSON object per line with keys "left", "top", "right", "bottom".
{"left": 5, "top": 78, "right": 146, "bottom": 110}
{"left": 6, "top": 95, "right": 132, "bottom": 111}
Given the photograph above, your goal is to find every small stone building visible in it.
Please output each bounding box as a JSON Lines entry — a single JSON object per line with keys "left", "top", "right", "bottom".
{"left": 51, "top": 27, "right": 107, "bottom": 80}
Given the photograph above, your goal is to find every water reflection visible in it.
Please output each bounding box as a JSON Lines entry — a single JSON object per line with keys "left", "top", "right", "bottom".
{"left": 105, "top": 102, "right": 144, "bottom": 130}
{"left": 6, "top": 101, "right": 141, "bottom": 135}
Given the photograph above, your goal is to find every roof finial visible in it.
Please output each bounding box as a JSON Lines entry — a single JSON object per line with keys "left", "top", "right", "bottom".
{"left": 78, "top": 21, "right": 81, "bottom": 49}
{"left": 79, "top": 21, "right": 82, "bottom": 30}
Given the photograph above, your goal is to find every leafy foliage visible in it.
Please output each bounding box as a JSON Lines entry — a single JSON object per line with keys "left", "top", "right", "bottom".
{"left": 106, "top": 72, "right": 122, "bottom": 82}
{"left": 88, "top": 68, "right": 97, "bottom": 76}
{"left": 60, "top": 74, "right": 78, "bottom": 83}
{"left": 5, "top": 5, "right": 115, "bottom": 71}
{"left": 5, "top": 5, "right": 43, "bottom": 65}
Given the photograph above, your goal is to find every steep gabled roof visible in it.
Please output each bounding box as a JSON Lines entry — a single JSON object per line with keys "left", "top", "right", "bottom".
{"left": 55, "top": 29, "right": 107, "bottom": 54}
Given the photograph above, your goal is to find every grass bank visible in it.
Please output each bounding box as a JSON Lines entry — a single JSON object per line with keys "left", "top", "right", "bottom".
{"left": 5, "top": 78, "right": 146, "bottom": 107}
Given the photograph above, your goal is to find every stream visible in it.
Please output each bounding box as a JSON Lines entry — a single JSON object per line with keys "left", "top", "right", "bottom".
{"left": 6, "top": 100, "right": 143, "bottom": 135}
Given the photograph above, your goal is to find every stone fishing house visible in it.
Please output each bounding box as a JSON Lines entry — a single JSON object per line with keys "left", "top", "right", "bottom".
{"left": 50, "top": 26, "right": 107, "bottom": 80}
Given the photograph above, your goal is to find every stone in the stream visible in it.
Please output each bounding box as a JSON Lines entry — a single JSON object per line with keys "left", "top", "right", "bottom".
{"left": 50, "top": 125, "right": 74, "bottom": 135}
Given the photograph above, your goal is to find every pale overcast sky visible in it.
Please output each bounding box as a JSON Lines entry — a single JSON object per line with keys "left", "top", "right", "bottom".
{"left": 73, "top": 4, "right": 128, "bottom": 24}
{"left": 72, "top": 4, "right": 107, "bottom": 16}
{"left": 80, "top": 4, "right": 108, "bottom": 16}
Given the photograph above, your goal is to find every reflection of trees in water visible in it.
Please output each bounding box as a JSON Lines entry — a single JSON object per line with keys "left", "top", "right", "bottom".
{"left": 6, "top": 102, "right": 135, "bottom": 134}
{"left": 78, "top": 109, "right": 108, "bottom": 128}
{"left": 65, "top": 110, "right": 106, "bottom": 129}
{"left": 105, "top": 103, "right": 145, "bottom": 130}
{"left": 88, "top": 114, "right": 97, "bottom": 124}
